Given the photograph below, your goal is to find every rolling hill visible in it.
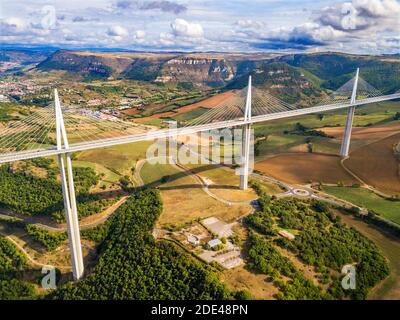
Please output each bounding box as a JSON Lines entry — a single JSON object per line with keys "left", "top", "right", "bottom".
{"left": 15, "top": 50, "right": 400, "bottom": 96}
{"left": 36, "top": 50, "right": 276, "bottom": 86}
{"left": 226, "top": 62, "right": 327, "bottom": 105}
{"left": 277, "top": 52, "right": 400, "bottom": 94}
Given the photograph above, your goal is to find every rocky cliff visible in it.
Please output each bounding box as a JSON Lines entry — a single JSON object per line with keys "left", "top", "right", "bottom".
{"left": 36, "top": 50, "right": 275, "bottom": 87}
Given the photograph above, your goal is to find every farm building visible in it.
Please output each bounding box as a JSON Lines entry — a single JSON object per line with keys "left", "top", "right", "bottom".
{"left": 208, "top": 239, "right": 222, "bottom": 249}
{"left": 187, "top": 234, "right": 200, "bottom": 245}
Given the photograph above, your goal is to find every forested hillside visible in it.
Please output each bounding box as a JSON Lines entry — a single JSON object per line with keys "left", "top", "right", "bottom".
{"left": 0, "top": 165, "right": 114, "bottom": 222}
{"left": 0, "top": 236, "right": 35, "bottom": 299}
{"left": 51, "top": 189, "right": 233, "bottom": 300}
{"left": 245, "top": 196, "right": 389, "bottom": 300}
{"left": 278, "top": 53, "right": 400, "bottom": 93}
{"left": 226, "top": 62, "right": 326, "bottom": 105}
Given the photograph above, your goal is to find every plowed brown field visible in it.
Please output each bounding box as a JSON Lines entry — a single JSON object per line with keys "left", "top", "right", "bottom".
{"left": 320, "top": 122, "right": 400, "bottom": 152}
{"left": 255, "top": 153, "right": 357, "bottom": 185}
{"left": 131, "top": 91, "right": 235, "bottom": 122}
{"left": 344, "top": 133, "right": 400, "bottom": 195}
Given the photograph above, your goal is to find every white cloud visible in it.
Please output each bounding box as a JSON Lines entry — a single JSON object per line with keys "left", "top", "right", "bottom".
{"left": 317, "top": 0, "right": 400, "bottom": 32}
{"left": 134, "top": 30, "right": 146, "bottom": 39}
{"left": 0, "top": 0, "right": 399, "bottom": 54}
{"left": 0, "top": 17, "right": 28, "bottom": 35}
{"left": 235, "top": 19, "right": 265, "bottom": 29}
{"left": 170, "top": 18, "right": 204, "bottom": 38}
{"left": 159, "top": 31, "right": 175, "bottom": 46}
{"left": 107, "top": 25, "right": 128, "bottom": 37}
{"left": 132, "top": 29, "right": 146, "bottom": 44}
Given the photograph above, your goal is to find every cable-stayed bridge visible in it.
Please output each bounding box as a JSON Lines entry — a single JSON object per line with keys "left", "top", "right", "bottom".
{"left": 0, "top": 68, "right": 399, "bottom": 279}
{"left": 0, "top": 70, "right": 398, "bottom": 164}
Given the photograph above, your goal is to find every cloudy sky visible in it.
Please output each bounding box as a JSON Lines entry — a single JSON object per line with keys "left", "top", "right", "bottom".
{"left": 1, "top": 0, "right": 399, "bottom": 54}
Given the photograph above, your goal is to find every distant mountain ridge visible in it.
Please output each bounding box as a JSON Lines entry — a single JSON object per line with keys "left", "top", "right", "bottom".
{"left": 36, "top": 50, "right": 277, "bottom": 85}
{"left": 12, "top": 49, "right": 400, "bottom": 94}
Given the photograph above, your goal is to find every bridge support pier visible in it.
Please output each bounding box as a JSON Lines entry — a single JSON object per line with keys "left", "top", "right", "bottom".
{"left": 240, "top": 123, "right": 251, "bottom": 190}
{"left": 58, "top": 153, "right": 84, "bottom": 280}
{"left": 240, "top": 76, "right": 252, "bottom": 190}
{"left": 340, "top": 106, "right": 355, "bottom": 157}
{"left": 340, "top": 68, "right": 359, "bottom": 158}
{"left": 54, "top": 89, "right": 84, "bottom": 280}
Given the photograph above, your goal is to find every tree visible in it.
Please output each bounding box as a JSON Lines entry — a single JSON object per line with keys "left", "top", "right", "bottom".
{"left": 119, "top": 175, "right": 131, "bottom": 189}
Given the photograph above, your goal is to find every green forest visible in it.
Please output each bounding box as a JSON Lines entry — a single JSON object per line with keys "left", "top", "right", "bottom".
{"left": 0, "top": 236, "right": 36, "bottom": 299}
{"left": 245, "top": 196, "right": 389, "bottom": 300}
{"left": 51, "top": 189, "right": 235, "bottom": 300}
{"left": 0, "top": 165, "right": 116, "bottom": 222}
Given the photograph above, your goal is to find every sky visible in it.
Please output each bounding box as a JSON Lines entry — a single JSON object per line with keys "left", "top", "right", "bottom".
{"left": 0, "top": 0, "right": 399, "bottom": 54}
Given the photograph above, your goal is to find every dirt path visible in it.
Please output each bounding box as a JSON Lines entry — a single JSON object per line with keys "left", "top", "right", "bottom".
{"left": 136, "top": 155, "right": 256, "bottom": 206}
{"left": 0, "top": 196, "right": 129, "bottom": 232}
{"left": 173, "top": 160, "right": 255, "bottom": 206}
{"left": 134, "top": 159, "right": 146, "bottom": 186}
{"left": 0, "top": 231, "right": 71, "bottom": 271}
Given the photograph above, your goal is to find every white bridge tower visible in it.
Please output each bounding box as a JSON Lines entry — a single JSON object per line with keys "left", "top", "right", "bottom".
{"left": 54, "top": 89, "right": 84, "bottom": 280}
{"left": 340, "top": 68, "right": 359, "bottom": 158}
{"left": 240, "top": 76, "right": 252, "bottom": 190}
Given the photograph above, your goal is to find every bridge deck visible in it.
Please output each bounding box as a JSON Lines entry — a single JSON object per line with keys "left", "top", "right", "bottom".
{"left": 0, "top": 93, "right": 399, "bottom": 164}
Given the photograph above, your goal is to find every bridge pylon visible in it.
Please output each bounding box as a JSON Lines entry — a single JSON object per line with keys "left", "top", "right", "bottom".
{"left": 340, "top": 68, "right": 359, "bottom": 158}
{"left": 240, "top": 76, "right": 252, "bottom": 190}
{"left": 54, "top": 89, "right": 84, "bottom": 280}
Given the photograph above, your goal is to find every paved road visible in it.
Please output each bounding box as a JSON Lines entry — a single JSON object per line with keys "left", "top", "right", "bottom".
{"left": 179, "top": 143, "right": 365, "bottom": 211}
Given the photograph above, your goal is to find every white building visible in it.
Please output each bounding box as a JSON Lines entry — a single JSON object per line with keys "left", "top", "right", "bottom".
{"left": 208, "top": 239, "right": 222, "bottom": 250}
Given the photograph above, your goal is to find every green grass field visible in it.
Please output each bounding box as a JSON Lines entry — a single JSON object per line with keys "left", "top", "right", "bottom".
{"left": 254, "top": 101, "right": 399, "bottom": 137}
{"left": 255, "top": 134, "right": 306, "bottom": 158}
{"left": 252, "top": 101, "right": 399, "bottom": 158}
{"left": 73, "top": 160, "right": 121, "bottom": 189}
{"left": 76, "top": 141, "right": 152, "bottom": 176}
{"left": 140, "top": 161, "right": 181, "bottom": 186}
{"left": 323, "top": 186, "right": 400, "bottom": 225}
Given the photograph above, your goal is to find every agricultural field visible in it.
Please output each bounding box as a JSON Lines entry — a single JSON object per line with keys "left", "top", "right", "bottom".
{"left": 182, "top": 163, "right": 257, "bottom": 202}
{"left": 322, "top": 186, "right": 400, "bottom": 225}
{"left": 76, "top": 141, "right": 152, "bottom": 177}
{"left": 139, "top": 161, "right": 252, "bottom": 229}
{"left": 221, "top": 266, "right": 278, "bottom": 300}
{"left": 130, "top": 90, "right": 234, "bottom": 124}
{"left": 254, "top": 153, "right": 357, "bottom": 185}
{"left": 253, "top": 101, "right": 400, "bottom": 159}
{"left": 344, "top": 133, "right": 400, "bottom": 195}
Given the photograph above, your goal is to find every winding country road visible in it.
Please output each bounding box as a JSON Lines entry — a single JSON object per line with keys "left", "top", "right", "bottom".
{"left": 0, "top": 196, "right": 129, "bottom": 232}
{"left": 0, "top": 230, "right": 72, "bottom": 271}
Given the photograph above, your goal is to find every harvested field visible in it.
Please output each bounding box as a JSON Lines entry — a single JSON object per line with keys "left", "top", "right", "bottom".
{"left": 140, "top": 162, "right": 252, "bottom": 228}
{"left": 221, "top": 267, "right": 278, "bottom": 300}
{"left": 183, "top": 163, "right": 257, "bottom": 202}
{"left": 120, "top": 108, "right": 141, "bottom": 116}
{"left": 131, "top": 91, "right": 235, "bottom": 123}
{"left": 320, "top": 122, "right": 400, "bottom": 152}
{"left": 344, "top": 133, "right": 400, "bottom": 195}
{"left": 255, "top": 153, "right": 357, "bottom": 185}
